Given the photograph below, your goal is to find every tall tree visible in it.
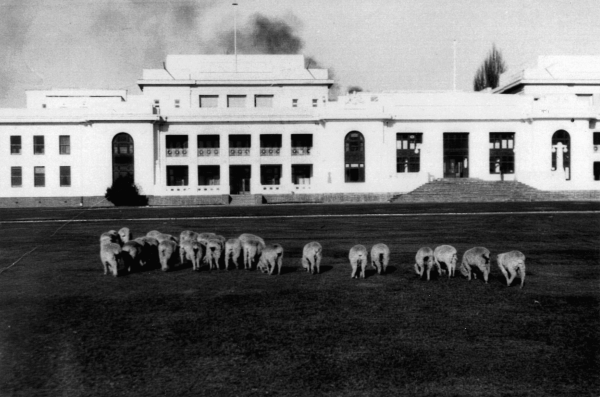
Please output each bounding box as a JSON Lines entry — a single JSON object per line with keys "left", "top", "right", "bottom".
{"left": 473, "top": 44, "right": 507, "bottom": 91}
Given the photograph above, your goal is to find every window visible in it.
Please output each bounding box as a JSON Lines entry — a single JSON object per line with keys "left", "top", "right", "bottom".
{"left": 166, "top": 135, "right": 188, "bottom": 157}
{"left": 396, "top": 133, "right": 423, "bottom": 173}
{"left": 34, "top": 166, "right": 45, "bottom": 187}
{"left": 292, "top": 164, "right": 312, "bottom": 184}
{"left": 153, "top": 99, "right": 160, "bottom": 107}
{"left": 260, "top": 134, "right": 282, "bottom": 156}
{"left": 291, "top": 134, "right": 312, "bottom": 155}
{"left": 551, "top": 130, "right": 571, "bottom": 180}
{"left": 229, "top": 135, "right": 251, "bottom": 156}
{"left": 261, "top": 165, "right": 281, "bottom": 185}
{"left": 255, "top": 95, "right": 273, "bottom": 108}
{"left": 594, "top": 162, "right": 600, "bottom": 181}
{"left": 197, "top": 135, "right": 220, "bottom": 156}
{"left": 344, "top": 131, "right": 365, "bottom": 182}
{"left": 199, "top": 95, "right": 218, "bottom": 108}
{"left": 34, "top": 136, "right": 44, "bottom": 154}
{"left": 489, "top": 133, "right": 515, "bottom": 174}
{"left": 167, "top": 166, "right": 188, "bottom": 186}
{"left": 227, "top": 95, "right": 246, "bottom": 108}
{"left": 198, "top": 166, "right": 220, "bottom": 186}
{"left": 594, "top": 132, "right": 600, "bottom": 150}
{"left": 60, "top": 166, "right": 71, "bottom": 187}
{"left": 112, "top": 133, "right": 134, "bottom": 183}
{"left": 312, "top": 99, "right": 318, "bottom": 107}
{"left": 11, "top": 167, "right": 22, "bottom": 187}
{"left": 292, "top": 99, "right": 298, "bottom": 107}
{"left": 174, "top": 99, "right": 180, "bottom": 108}
{"left": 59, "top": 135, "right": 70, "bottom": 154}
{"left": 10, "top": 136, "right": 21, "bottom": 154}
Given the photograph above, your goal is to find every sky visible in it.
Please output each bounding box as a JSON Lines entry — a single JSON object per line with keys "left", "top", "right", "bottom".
{"left": 0, "top": 0, "right": 599, "bottom": 108}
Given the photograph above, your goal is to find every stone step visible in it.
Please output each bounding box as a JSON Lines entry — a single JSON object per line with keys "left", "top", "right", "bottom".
{"left": 229, "top": 194, "right": 262, "bottom": 206}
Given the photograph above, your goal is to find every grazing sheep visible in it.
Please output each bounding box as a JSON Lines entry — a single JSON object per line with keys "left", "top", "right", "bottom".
{"left": 155, "top": 233, "right": 178, "bottom": 244}
{"left": 239, "top": 233, "right": 266, "bottom": 270}
{"left": 118, "top": 227, "right": 132, "bottom": 244}
{"left": 133, "top": 236, "right": 159, "bottom": 268}
{"left": 146, "top": 230, "right": 162, "bottom": 239}
{"left": 225, "top": 238, "right": 243, "bottom": 270}
{"left": 434, "top": 245, "right": 458, "bottom": 278}
{"left": 497, "top": 251, "right": 526, "bottom": 289}
{"left": 301, "top": 242, "right": 322, "bottom": 275}
{"left": 370, "top": 243, "right": 390, "bottom": 275}
{"left": 460, "top": 247, "right": 491, "bottom": 283}
{"left": 180, "top": 240, "right": 203, "bottom": 271}
{"left": 205, "top": 237, "right": 224, "bottom": 270}
{"left": 100, "top": 230, "right": 122, "bottom": 246}
{"left": 121, "top": 240, "right": 143, "bottom": 273}
{"left": 349, "top": 245, "right": 368, "bottom": 279}
{"left": 415, "top": 247, "right": 441, "bottom": 281}
{"left": 180, "top": 230, "right": 199, "bottom": 244}
{"left": 100, "top": 242, "right": 124, "bottom": 277}
{"left": 258, "top": 244, "right": 284, "bottom": 275}
{"left": 158, "top": 240, "right": 178, "bottom": 272}
{"left": 196, "top": 232, "right": 217, "bottom": 246}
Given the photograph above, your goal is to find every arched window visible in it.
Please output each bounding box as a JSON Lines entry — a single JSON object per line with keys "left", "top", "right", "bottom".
{"left": 112, "top": 133, "right": 134, "bottom": 183}
{"left": 551, "top": 130, "right": 570, "bottom": 180}
{"left": 345, "top": 131, "right": 365, "bottom": 182}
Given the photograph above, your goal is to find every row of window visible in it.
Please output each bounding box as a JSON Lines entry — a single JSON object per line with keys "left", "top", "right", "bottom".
{"left": 9, "top": 136, "right": 70, "bottom": 155}
{"left": 166, "top": 165, "right": 313, "bottom": 186}
{"left": 154, "top": 95, "right": 320, "bottom": 109}
{"left": 10, "top": 166, "right": 71, "bottom": 187}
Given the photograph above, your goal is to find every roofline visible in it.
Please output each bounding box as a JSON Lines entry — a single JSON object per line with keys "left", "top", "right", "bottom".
{"left": 137, "top": 79, "right": 334, "bottom": 89}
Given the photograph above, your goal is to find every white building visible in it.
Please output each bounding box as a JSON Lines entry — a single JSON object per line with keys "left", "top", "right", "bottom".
{"left": 1, "top": 54, "right": 599, "bottom": 207}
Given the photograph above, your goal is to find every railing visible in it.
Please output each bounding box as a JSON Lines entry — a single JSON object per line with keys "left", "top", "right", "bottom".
{"left": 197, "top": 148, "right": 220, "bottom": 157}
{"left": 260, "top": 147, "right": 281, "bottom": 156}
{"left": 292, "top": 146, "right": 311, "bottom": 156}
{"left": 166, "top": 148, "right": 188, "bottom": 157}
{"left": 229, "top": 148, "right": 251, "bottom": 156}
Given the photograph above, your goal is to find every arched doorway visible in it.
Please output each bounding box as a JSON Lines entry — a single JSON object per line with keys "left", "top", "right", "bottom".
{"left": 551, "top": 130, "right": 570, "bottom": 180}
{"left": 112, "top": 133, "right": 134, "bottom": 182}
{"left": 344, "top": 131, "right": 365, "bottom": 182}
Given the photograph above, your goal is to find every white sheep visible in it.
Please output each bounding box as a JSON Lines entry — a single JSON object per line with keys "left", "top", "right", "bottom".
{"left": 460, "top": 247, "right": 491, "bottom": 283}
{"left": 205, "top": 237, "right": 225, "bottom": 270}
{"left": 196, "top": 232, "right": 217, "bottom": 247}
{"left": 118, "top": 227, "right": 132, "bottom": 244}
{"left": 224, "top": 238, "right": 243, "bottom": 270}
{"left": 301, "top": 242, "right": 322, "bottom": 275}
{"left": 100, "top": 230, "right": 122, "bottom": 246}
{"left": 349, "top": 245, "right": 368, "bottom": 279}
{"left": 180, "top": 230, "right": 199, "bottom": 244}
{"left": 121, "top": 240, "right": 143, "bottom": 272}
{"left": 258, "top": 244, "right": 284, "bottom": 275}
{"left": 370, "top": 243, "right": 390, "bottom": 275}
{"left": 180, "top": 239, "right": 203, "bottom": 271}
{"left": 497, "top": 251, "right": 526, "bottom": 288}
{"left": 434, "top": 245, "right": 458, "bottom": 278}
{"left": 100, "top": 242, "right": 124, "bottom": 277}
{"left": 239, "top": 233, "right": 266, "bottom": 270}
{"left": 158, "top": 240, "right": 178, "bottom": 272}
{"left": 415, "top": 247, "right": 441, "bottom": 281}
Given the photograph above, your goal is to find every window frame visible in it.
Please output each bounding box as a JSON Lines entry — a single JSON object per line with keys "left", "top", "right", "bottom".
{"left": 199, "top": 95, "right": 219, "bottom": 108}
{"left": 260, "top": 165, "right": 282, "bottom": 185}
{"left": 198, "top": 165, "right": 221, "bottom": 186}
{"left": 59, "top": 166, "right": 71, "bottom": 187}
{"left": 166, "top": 166, "right": 189, "bottom": 186}
{"left": 396, "top": 133, "right": 423, "bottom": 173}
{"left": 34, "top": 166, "right": 45, "bottom": 187}
{"left": 489, "top": 133, "right": 515, "bottom": 174}
{"left": 344, "top": 131, "right": 365, "bottom": 183}
{"left": 227, "top": 95, "right": 247, "bottom": 108}
{"left": 59, "top": 135, "right": 70, "bottom": 155}
{"left": 33, "top": 136, "right": 45, "bottom": 155}
{"left": 11, "top": 167, "right": 22, "bottom": 187}
{"left": 10, "top": 136, "right": 21, "bottom": 155}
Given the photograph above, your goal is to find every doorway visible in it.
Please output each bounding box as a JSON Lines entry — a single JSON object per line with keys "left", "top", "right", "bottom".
{"left": 230, "top": 165, "right": 251, "bottom": 194}
{"left": 443, "top": 133, "right": 469, "bottom": 178}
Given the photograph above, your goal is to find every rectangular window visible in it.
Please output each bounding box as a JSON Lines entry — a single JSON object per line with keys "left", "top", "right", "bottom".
{"left": 312, "top": 99, "right": 318, "bottom": 107}
{"left": 10, "top": 136, "right": 21, "bottom": 154}
{"left": 594, "top": 132, "right": 600, "bottom": 147}
{"left": 292, "top": 164, "right": 312, "bottom": 184}
{"left": 396, "top": 133, "right": 422, "bottom": 173}
{"left": 260, "top": 134, "right": 282, "bottom": 156}
{"left": 345, "top": 163, "right": 364, "bottom": 182}
{"left": 261, "top": 165, "right": 281, "bottom": 185}
{"left": 11, "top": 167, "right": 22, "bottom": 187}
{"left": 199, "top": 95, "right": 218, "bottom": 108}
{"left": 227, "top": 95, "right": 246, "bottom": 108}
{"left": 59, "top": 135, "right": 70, "bottom": 154}
{"left": 292, "top": 99, "right": 298, "bottom": 107}
{"left": 34, "top": 136, "right": 44, "bottom": 155}
{"left": 489, "top": 133, "right": 515, "bottom": 174}
{"left": 229, "top": 135, "right": 251, "bottom": 156}
{"left": 167, "top": 166, "right": 188, "bottom": 186}
{"left": 166, "top": 135, "right": 188, "bottom": 157}
{"left": 255, "top": 95, "right": 273, "bottom": 108}
{"left": 198, "top": 165, "right": 220, "bottom": 186}
{"left": 60, "top": 166, "right": 71, "bottom": 187}
{"left": 34, "top": 166, "right": 45, "bottom": 187}
{"left": 291, "top": 134, "right": 313, "bottom": 155}
{"left": 197, "top": 135, "right": 220, "bottom": 156}
{"left": 595, "top": 162, "right": 600, "bottom": 181}
{"left": 174, "top": 99, "right": 180, "bottom": 108}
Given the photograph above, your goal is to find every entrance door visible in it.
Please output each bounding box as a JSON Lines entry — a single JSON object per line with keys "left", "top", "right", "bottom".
{"left": 230, "top": 165, "right": 251, "bottom": 194}
{"left": 112, "top": 133, "right": 134, "bottom": 183}
{"left": 443, "top": 133, "right": 469, "bottom": 178}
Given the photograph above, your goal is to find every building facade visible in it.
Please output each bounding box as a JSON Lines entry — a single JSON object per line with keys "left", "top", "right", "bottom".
{"left": 1, "top": 55, "right": 599, "bottom": 206}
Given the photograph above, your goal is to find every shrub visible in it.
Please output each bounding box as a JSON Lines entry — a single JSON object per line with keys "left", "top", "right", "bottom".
{"left": 105, "top": 177, "right": 148, "bottom": 206}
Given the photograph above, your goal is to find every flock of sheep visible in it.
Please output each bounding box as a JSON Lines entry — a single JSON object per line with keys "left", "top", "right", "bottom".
{"left": 99, "top": 228, "right": 526, "bottom": 288}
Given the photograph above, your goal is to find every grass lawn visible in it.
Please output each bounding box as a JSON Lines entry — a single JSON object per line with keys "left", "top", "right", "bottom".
{"left": 0, "top": 203, "right": 599, "bottom": 396}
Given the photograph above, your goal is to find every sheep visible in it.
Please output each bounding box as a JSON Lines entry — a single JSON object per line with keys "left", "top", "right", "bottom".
{"left": 121, "top": 240, "right": 143, "bottom": 273}
{"left": 224, "top": 238, "right": 243, "bottom": 270}
{"left": 497, "top": 251, "right": 526, "bottom": 289}
{"left": 370, "top": 243, "right": 390, "bottom": 275}
{"left": 205, "top": 237, "right": 224, "bottom": 270}
{"left": 155, "top": 233, "right": 178, "bottom": 244}
{"left": 239, "top": 233, "right": 266, "bottom": 270}
{"left": 257, "top": 244, "right": 284, "bottom": 275}
{"left": 180, "top": 239, "right": 203, "bottom": 271}
{"left": 100, "top": 242, "right": 124, "bottom": 277}
{"left": 146, "top": 230, "right": 162, "bottom": 239}
{"left": 133, "top": 236, "right": 159, "bottom": 268}
{"left": 100, "top": 230, "right": 122, "bottom": 246}
{"left": 415, "top": 247, "right": 441, "bottom": 281}
{"left": 349, "top": 245, "right": 368, "bottom": 279}
{"left": 434, "top": 245, "right": 458, "bottom": 278}
{"left": 158, "top": 240, "right": 178, "bottom": 272}
{"left": 196, "top": 232, "right": 217, "bottom": 246}
{"left": 301, "top": 242, "right": 322, "bottom": 275}
{"left": 460, "top": 247, "right": 491, "bottom": 283}
{"left": 180, "top": 230, "right": 199, "bottom": 244}
{"left": 118, "top": 227, "right": 132, "bottom": 244}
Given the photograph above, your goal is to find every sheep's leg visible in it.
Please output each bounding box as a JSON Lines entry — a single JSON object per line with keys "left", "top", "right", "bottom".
{"left": 315, "top": 255, "right": 321, "bottom": 274}
{"left": 506, "top": 266, "right": 517, "bottom": 286}
{"left": 426, "top": 264, "right": 431, "bottom": 281}
{"left": 360, "top": 259, "right": 366, "bottom": 279}
{"left": 414, "top": 263, "right": 421, "bottom": 276}
{"left": 277, "top": 255, "right": 283, "bottom": 275}
{"left": 518, "top": 267, "right": 525, "bottom": 289}
{"left": 350, "top": 260, "right": 358, "bottom": 279}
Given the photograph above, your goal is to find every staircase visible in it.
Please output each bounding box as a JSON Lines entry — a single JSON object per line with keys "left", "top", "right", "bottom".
{"left": 229, "top": 194, "right": 262, "bottom": 206}
{"left": 390, "top": 179, "right": 599, "bottom": 203}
